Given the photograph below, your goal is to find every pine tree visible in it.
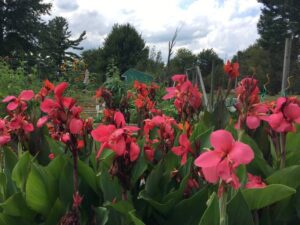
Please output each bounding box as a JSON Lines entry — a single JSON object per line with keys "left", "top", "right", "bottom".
{"left": 0, "top": 0, "right": 51, "bottom": 58}
{"left": 39, "top": 16, "right": 86, "bottom": 79}
{"left": 257, "top": 0, "right": 300, "bottom": 94}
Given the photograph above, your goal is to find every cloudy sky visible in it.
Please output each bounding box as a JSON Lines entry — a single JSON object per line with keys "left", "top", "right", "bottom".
{"left": 43, "top": 0, "right": 263, "bottom": 61}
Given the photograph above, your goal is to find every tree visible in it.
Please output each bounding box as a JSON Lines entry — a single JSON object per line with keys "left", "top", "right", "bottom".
{"left": 232, "top": 43, "right": 272, "bottom": 88}
{"left": 169, "top": 48, "right": 197, "bottom": 75}
{"left": 102, "top": 23, "right": 148, "bottom": 74}
{"left": 196, "top": 49, "right": 224, "bottom": 89}
{"left": 136, "top": 45, "right": 164, "bottom": 81}
{"left": 39, "top": 16, "right": 86, "bottom": 79}
{"left": 257, "top": 0, "right": 300, "bottom": 94}
{"left": 0, "top": 0, "right": 51, "bottom": 58}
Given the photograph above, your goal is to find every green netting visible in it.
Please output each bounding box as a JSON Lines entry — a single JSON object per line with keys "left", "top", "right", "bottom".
{"left": 122, "top": 69, "right": 153, "bottom": 84}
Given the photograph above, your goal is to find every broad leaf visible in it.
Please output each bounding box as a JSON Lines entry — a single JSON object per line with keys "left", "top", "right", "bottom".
{"left": 242, "top": 184, "right": 296, "bottom": 210}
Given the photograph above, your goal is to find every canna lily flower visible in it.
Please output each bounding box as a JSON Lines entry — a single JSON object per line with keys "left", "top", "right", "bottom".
{"left": 194, "top": 130, "right": 254, "bottom": 189}
{"left": 245, "top": 173, "right": 266, "bottom": 189}
{"left": 245, "top": 103, "right": 269, "bottom": 129}
{"left": 263, "top": 97, "right": 300, "bottom": 132}
{"left": 224, "top": 60, "right": 239, "bottom": 79}
{"left": 172, "top": 134, "right": 192, "bottom": 165}
{"left": 3, "top": 90, "right": 34, "bottom": 111}
{"left": 0, "top": 119, "right": 11, "bottom": 146}
{"left": 91, "top": 112, "right": 140, "bottom": 161}
{"left": 163, "top": 74, "right": 202, "bottom": 118}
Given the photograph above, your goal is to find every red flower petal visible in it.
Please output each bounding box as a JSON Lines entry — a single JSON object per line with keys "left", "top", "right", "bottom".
{"left": 130, "top": 142, "right": 140, "bottom": 162}
{"left": 54, "top": 82, "right": 68, "bottom": 97}
{"left": 91, "top": 125, "right": 115, "bottom": 142}
{"left": 246, "top": 116, "right": 260, "bottom": 129}
{"left": 114, "top": 111, "right": 126, "bottom": 127}
{"left": 7, "top": 101, "right": 19, "bottom": 111}
{"left": 284, "top": 103, "right": 300, "bottom": 121}
{"left": 37, "top": 116, "right": 48, "bottom": 128}
{"left": 229, "top": 141, "right": 254, "bottom": 166}
{"left": 210, "top": 130, "right": 234, "bottom": 152}
{"left": 201, "top": 166, "right": 219, "bottom": 183}
{"left": 162, "top": 87, "right": 177, "bottom": 100}
{"left": 69, "top": 118, "right": 83, "bottom": 134}
{"left": 40, "top": 99, "right": 57, "bottom": 113}
{"left": 0, "top": 135, "right": 11, "bottom": 145}
{"left": 194, "top": 150, "right": 221, "bottom": 168}
{"left": 2, "top": 95, "right": 16, "bottom": 103}
{"left": 19, "top": 90, "right": 34, "bottom": 101}
{"left": 172, "top": 74, "right": 186, "bottom": 83}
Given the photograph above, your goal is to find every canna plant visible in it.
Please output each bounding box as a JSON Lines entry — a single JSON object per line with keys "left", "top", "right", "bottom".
{"left": 0, "top": 62, "right": 299, "bottom": 225}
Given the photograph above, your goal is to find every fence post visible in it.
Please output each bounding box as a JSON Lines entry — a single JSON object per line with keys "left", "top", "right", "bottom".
{"left": 281, "top": 37, "right": 292, "bottom": 95}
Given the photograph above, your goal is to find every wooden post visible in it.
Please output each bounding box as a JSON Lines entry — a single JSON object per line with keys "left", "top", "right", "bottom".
{"left": 210, "top": 61, "right": 215, "bottom": 111}
{"left": 281, "top": 37, "right": 292, "bottom": 95}
{"left": 196, "top": 66, "right": 208, "bottom": 108}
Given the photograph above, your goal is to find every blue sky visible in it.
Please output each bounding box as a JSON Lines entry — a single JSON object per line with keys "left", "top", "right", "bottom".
{"left": 44, "top": 0, "right": 263, "bottom": 61}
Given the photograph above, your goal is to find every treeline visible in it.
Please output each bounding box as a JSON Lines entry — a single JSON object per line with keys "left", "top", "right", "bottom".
{"left": 1, "top": 0, "right": 300, "bottom": 94}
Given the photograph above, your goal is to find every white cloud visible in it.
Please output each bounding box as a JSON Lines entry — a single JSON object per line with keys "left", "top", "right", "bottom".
{"left": 44, "top": 0, "right": 263, "bottom": 61}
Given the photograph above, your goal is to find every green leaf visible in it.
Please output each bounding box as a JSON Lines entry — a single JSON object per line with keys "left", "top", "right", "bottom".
{"left": 129, "top": 210, "right": 145, "bottom": 225}
{"left": 266, "top": 165, "right": 300, "bottom": 188}
{"left": 286, "top": 130, "right": 300, "bottom": 153}
{"left": 78, "top": 159, "right": 97, "bottom": 193}
{"left": 0, "top": 192, "right": 35, "bottom": 220}
{"left": 165, "top": 188, "right": 208, "bottom": 225}
{"left": 46, "top": 155, "right": 65, "bottom": 178}
{"left": 12, "top": 152, "right": 31, "bottom": 191}
{"left": 45, "top": 198, "right": 65, "bottom": 225}
{"left": 3, "top": 148, "right": 18, "bottom": 196}
{"left": 199, "top": 192, "right": 219, "bottom": 225}
{"left": 0, "top": 213, "right": 31, "bottom": 225}
{"left": 25, "top": 164, "right": 52, "bottom": 215}
{"left": 59, "top": 161, "right": 74, "bottom": 205}
{"left": 241, "top": 134, "right": 274, "bottom": 176}
{"left": 227, "top": 191, "right": 254, "bottom": 225}
{"left": 242, "top": 184, "right": 296, "bottom": 210}
{"left": 131, "top": 151, "right": 147, "bottom": 185}
{"left": 94, "top": 207, "right": 109, "bottom": 225}
{"left": 98, "top": 170, "right": 122, "bottom": 202}
{"left": 0, "top": 173, "right": 7, "bottom": 201}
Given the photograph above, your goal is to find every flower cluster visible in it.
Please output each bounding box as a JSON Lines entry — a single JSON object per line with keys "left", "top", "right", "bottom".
{"left": 224, "top": 60, "right": 239, "bottom": 79}
{"left": 143, "top": 115, "right": 177, "bottom": 161}
{"left": 235, "top": 77, "right": 268, "bottom": 130}
{"left": 37, "top": 82, "right": 87, "bottom": 148}
{"left": 263, "top": 97, "right": 300, "bottom": 133}
{"left": 163, "top": 74, "right": 202, "bottom": 121}
{"left": 131, "top": 81, "right": 160, "bottom": 117}
{"left": 91, "top": 111, "right": 140, "bottom": 162}
{"left": 2, "top": 90, "right": 35, "bottom": 139}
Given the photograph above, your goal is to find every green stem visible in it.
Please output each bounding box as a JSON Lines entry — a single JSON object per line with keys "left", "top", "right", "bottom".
{"left": 279, "top": 132, "right": 286, "bottom": 169}
{"left": 219, "top": 188, "right": 228, "bottom": 225}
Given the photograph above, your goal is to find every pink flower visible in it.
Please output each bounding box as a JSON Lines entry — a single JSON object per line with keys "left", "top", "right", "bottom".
{"left": 263, "top": 97, "right": 300, "bottom": 132}
{"left": 3, "top": 90, "right": 34, "bottom": 111}
{"left": 194, "top": 130, "right": 254, "bottom": 189}
{"left": 224, "top": 60, "right": 239, "bottom": 79}
{"left": 245, "top": 173, "right": 266, "bottom": 189}
{"left": 172, "top": 134, "right": 192, "bottom": 165}
{"left": 163, "top": 75, "right": 202, "bottom": 117}
{"left": 245, "top": 103, "right": 269, "bottom": 130}
{"left": 48, "top": 153, "right": 55, "bottom": 160}
{"left": 91, "top": 112, "right": 140, "bottom": 161}
{"left": 0, "top": 119, "right": 11, "bottom": 146}
{"left": 9, "top": 115, "right": 34, "bottom": 133}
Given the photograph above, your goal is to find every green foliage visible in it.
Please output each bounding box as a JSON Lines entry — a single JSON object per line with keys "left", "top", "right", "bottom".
{"left": 0, "top": 0, "right": 51, "bottom": 58}
{"left": 0, "top": 60, "right": 41, "bottom": 99}
{"left": 102, "top": 23, "right": 149, "bottom": 74}
{"left": 257, "top": 0, "right": 300, "bottom": 94}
